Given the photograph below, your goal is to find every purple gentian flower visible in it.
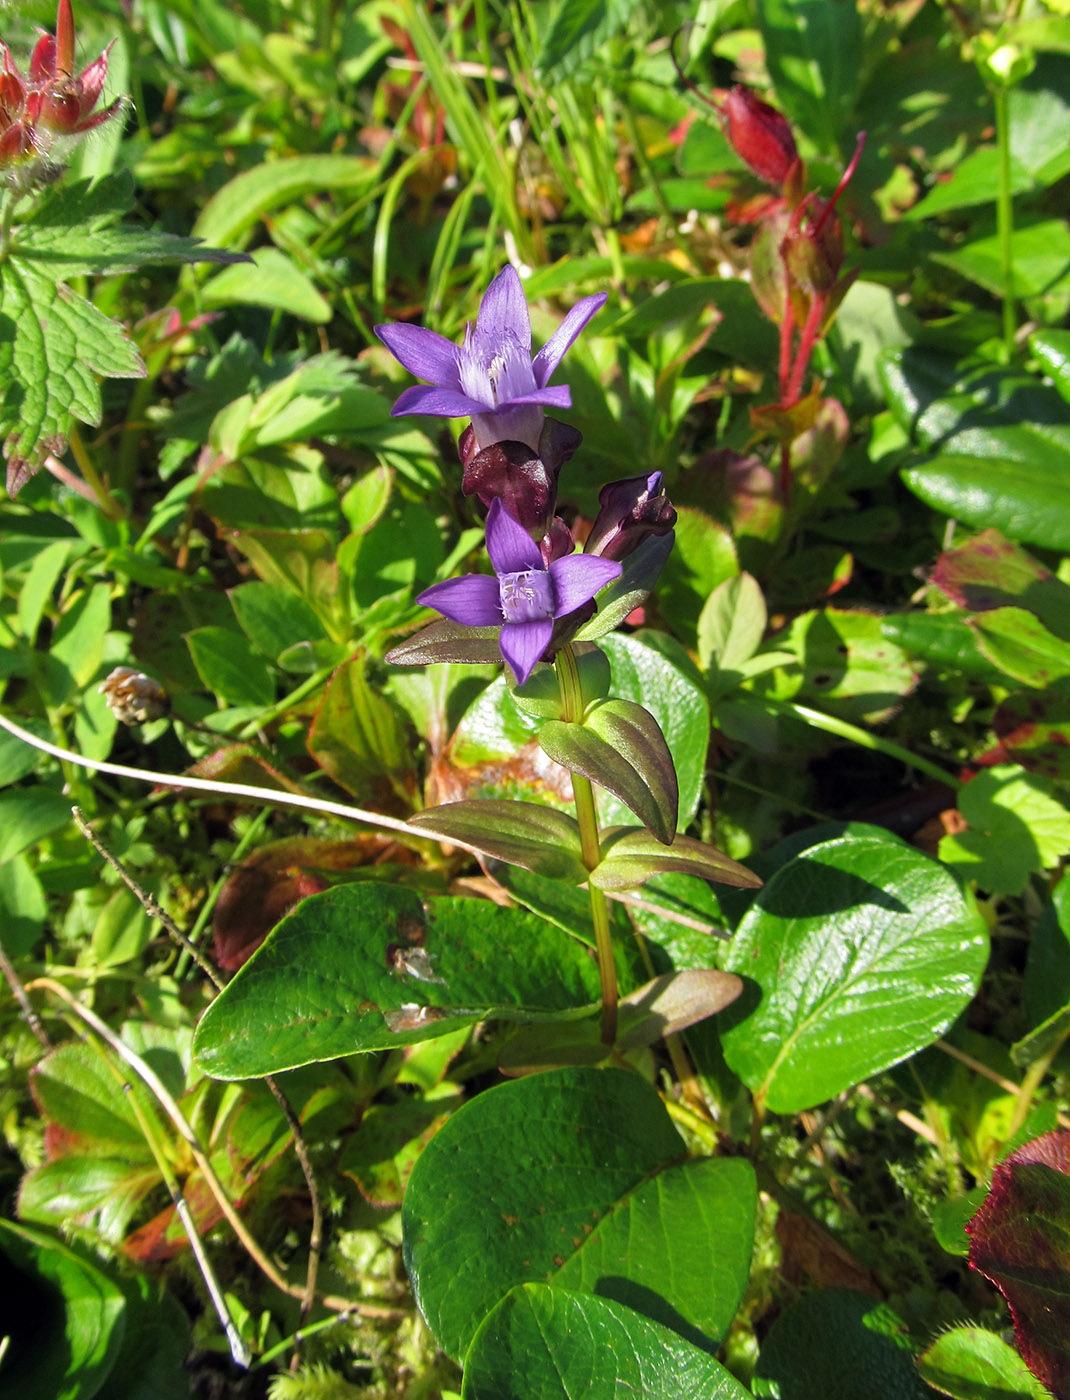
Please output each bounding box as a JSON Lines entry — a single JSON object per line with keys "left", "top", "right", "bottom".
{"left": 374, "top": 266, "right": 606, "bottom": 454}
{"left": 417, "top": 499, "right": 621, "bottom": 684}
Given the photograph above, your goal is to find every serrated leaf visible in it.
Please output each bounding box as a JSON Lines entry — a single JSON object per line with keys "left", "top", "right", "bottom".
{"left": 591, "top": 828, "right": 761, "bottom": 892}
{"left": 464, "top": 1286, "right": 752, "bottom": 1400}
{"left": 193, "top": 885, "right": 605, "bottom": 1078}
{"left": 967, "top": 1130, "right": 1070, "bottom": 1399}
{"left": 918, "top": 1325, "right": 1051, "bottom": 1400}
{"left": 720, "top": 833, "right": 989, "bottom": 1113}
{"left": 536, "top": 0, "right": 642, "bottom": 81}
{"left": 539, "top": 699, "right": 678, "bottom": 844}
{"left": 10, "top": 171, "right": 246, "bottom": 277}
{"left": 402, "top": 1067, "right": 756, "bottom": 1359}
{"left": 1, "top": 258, "right": 145, "bottom": 493}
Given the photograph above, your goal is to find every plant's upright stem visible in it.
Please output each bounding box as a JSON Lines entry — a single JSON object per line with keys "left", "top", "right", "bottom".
{"left": 556, "top": 644, "right": 617, "bottom": 1044}
{"left": 993, "top": 84, "right": 1017, "bottom": 356}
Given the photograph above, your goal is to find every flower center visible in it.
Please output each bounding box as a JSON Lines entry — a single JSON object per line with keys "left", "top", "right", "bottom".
{"left": 459, "top": 329, "right": 536, "bottom": 410}
{"left": 499, "top": 570, "right": 555, "bottom": 624}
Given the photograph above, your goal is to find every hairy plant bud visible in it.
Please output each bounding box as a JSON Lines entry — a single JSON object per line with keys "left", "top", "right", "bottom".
{"left": 98, "top": 667, "right": 169, "bottom": 724}
{"left": 723, "top": 86, "right": 798, "bottom": 187}
{"left": 780, "top": 193, "right": 845, "bottom": 297}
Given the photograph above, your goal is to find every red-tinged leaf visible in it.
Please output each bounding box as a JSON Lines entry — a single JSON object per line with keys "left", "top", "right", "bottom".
{"left": 590, "top": 828, "right": 761, "bottom": 892}
{"left": 213, "top": 834, "right": 419, "bottom": 970}
{"left": 187, "top": 743, "right": 308, "bottom": 795}
{"left": 994, "top": 688, "right": 1070, "bottom": 781}
{"left": 967, "top": 1128, "right": 1070, "bottom": 1398}
{"left": 123, "top": 1171, "right": 225, "bottom": 1264}
{"left": 410, "top": 800, "right": 588, "bottom": 884}
{"left": 931, "top": 527, "right": 1070, "bottom": 638}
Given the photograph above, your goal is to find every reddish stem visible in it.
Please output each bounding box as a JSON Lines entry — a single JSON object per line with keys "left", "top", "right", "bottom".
{"left": 778, "top": 288, "right": 794, "bottom": 404}
{"left": 786, "top": 293, "right": 826, "bottom": 405}
{"left": 812, "top": 130, "right": 867, "bottom": 240}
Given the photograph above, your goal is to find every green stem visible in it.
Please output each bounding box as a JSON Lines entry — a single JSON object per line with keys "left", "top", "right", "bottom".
{"left": 68, "top": 426, "right": 124, "bottom": 521}
{"left": 235, "top": 665, "right": 336, "bottom": 741}
{"left": 766, "top": 697, "right": 962, "bottom": 789}
{"left": 993, "top": 84, "right": 1017, "bottom": 356}
{"left": 556, "top": 645, "right": 617, "bottom": 1044}
{"left": 0, "top": 189, "right": 17, "bottom": 262}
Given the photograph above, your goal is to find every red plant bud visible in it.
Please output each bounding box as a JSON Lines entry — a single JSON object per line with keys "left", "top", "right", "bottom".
{"left": 585, "top": 471, "right": 676, "bottom": 561}
{"left": 781, "top": 194, "right": 845, "bottom": 297}
{"left": 723, "top": 86, "right": 798, "bottom": 187}
{"left": 55, "top": 0, "right": 76, "bottom": 77}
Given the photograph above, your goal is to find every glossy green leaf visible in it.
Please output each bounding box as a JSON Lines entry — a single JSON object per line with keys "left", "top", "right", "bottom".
{"left": 572, "top": 532, "right": 675, "bottom": 642}
{"left": 0, "top": 854, "right": 48, "bottom": 959}
{"left": 698, "top": 571, "right": 766, "bottom": 691}
{"left": 0, "top": 1218, "right": 126, "bottom": 1400}
{"left": 755, "top": 0, "right": 862, "bottom": 153}
{"left": 773, "top": 608, "right": 918, "bottom": 724}
{"left": 193, "top": 153, "right": 377, "bottom": 248}
{"left": 880, "top": 613, "right": 1007, "bottom": 682}
{"left": 934, "top": 217, "right": 1070, "bottom": 308}
{"left": 1031, "top": 328, "right": 1070, "bottom": 404}
{"left": 411, "top": 800, "right": 588, "bottom": 884}
{"left": 938, "top": 765, "right": 1070, "bottom": 896}
{"left": 591, "top": 828, "right": 761, "bottom": 893}
{"left": 539, "top": 699, "right": 678, "bottom": 843}
{"left": 402, "top": 1066, "right": 754, "bottom": 1359}
{"left": 918, "top": 1325, "right": 1050, "bottom": 1400}
{"left": 462, "top": 1286, "right": 751, "bottom": 1400}
{"left": 753, "top": 1289, "right": 936, "bottom": 1400}
{"left": 1025, "top": 870, "right": 1070, "bottom": 1028}
{"left": 720, "top": 833, "right": 989, "bottom": 1112}
{"left": 656, "top": 508, "right": 738, "bottom": 646}
{"left": 0, "top": 786, "right": 72, "bottom": 864}
{"left": 228, "top": 581, "right": 328, "bottom": 662}
{"left": 193, "top": 885, "right": 604, "bottom": 1078}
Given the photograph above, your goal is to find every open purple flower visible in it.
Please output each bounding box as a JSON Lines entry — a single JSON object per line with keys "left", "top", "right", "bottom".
{"left": 374, "top": 266, "right": 606, "bottom": 454}
{"left": 417, "top": 499, "right": 621, "bottom": 684}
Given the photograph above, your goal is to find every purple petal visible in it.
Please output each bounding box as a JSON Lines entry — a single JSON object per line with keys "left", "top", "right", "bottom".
{"left": 498, "top": 385, "right": 572, "bottom": 410}
{"left": 375, "top": 322, "right": 461, "bottom": 389}
{"left": 475, "top": 266, "right": 532, "bottom": 354}
{"left": 485, "top": 498, "right": 543, "bottom": 576}
{"left": 549, "top": 554, "right": 622, "bottom": 615}
{"left": 417, "top": 574, "right": 502, "bottom": 626}
{"left": 391, "top": 385, "right": 492, "bottom": 419}
{"left": 532, "top": 293, "right": 607, "bottom": 388}
{"left": 499, "top": 619, "right": 553, "bottom": 685}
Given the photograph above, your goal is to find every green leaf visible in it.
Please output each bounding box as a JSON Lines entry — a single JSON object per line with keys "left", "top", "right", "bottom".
{"left": 186, "top": 625, "right": 276, "bottom": 708}
{"left": 753, "top": 1289, "right": 935, "bottom": 1400}
{"left": 698, "top": 572, "right": 766, "bottom": 687}
{"left": 10, "top": 172, "right": 246, "bottom": 277}
{"left": 1011, "top": 1003, "right": 1070, "bottom": 1070}
{"left": 656, "top": 508, "right": 738, "bottom": 647}
{"left": 539, "top": 699, "right": 678, "bottom": 844}
{"left": 755, "top": 0, "right": 863, "bottom": 153}
{"left": 591, "top": 828, "right": 761, "bottom": 893}
{"left": 536, "top": 0, "right": 642, "bottom": 81}
{"left": 939, "top": 765, "right": 1070, "bottom": 896}
{"left": 193, "top": 886, "right": 605, "bottom": 1078}
{"left": 402, "top": 1067, "right": 754, "bottom": 1359}
{"left": 0, "top": 1218, "right": 127, "bottom": 1400}
{"left": 880, "top": 613, "right": 1007, "bottom": 682}
{"left": 720, "top": 833, "right": 989, "bottom": 1112}
{"left": 1031, "top": 328, "right": 1070, "bottom": 404}
{"left": 0, "top": 786, "right": 72, "bottom": 863}
{"left": 918, "top": 1325, "right": 1051, "bottom": 1400}
{"left": 411, "top": 800, "right": 588, "bottom": 884}
{"left": 193, "top": 154, "right": 378, "bottom": 248}
{"left": 572, "top": 532, "right": 676, "bottom": 642}
{"left": 463, "top": 1286, "right": 752, "bottom": 1400}
{"left": 0, "top": 257, "right": 145, "bottom": 494}
{"left": 228, "top": 581, "right": 328, "bottom": 662}
{"left": 934, "top": 216, "right": 1070, "bottom": 308}
{"left": 970, "top": 608, "right": 1070, "bottom": 687}
{"left": 0, "top": 854, "right": 48, "bottom": 959}
{"left": 201, "top": 247, "right": 331, "bottom": 323}
{"left": 307, "top": 648, "right": 411, "bottom": 802}
{"left": 773, "top": 607, "right": 918, "bottom": 724}
{"left": 1025, "top": 870, "right": 1070, "bottom": 1028}
{"left": 880, "top": 349, "right": 1070, "bottom": 551}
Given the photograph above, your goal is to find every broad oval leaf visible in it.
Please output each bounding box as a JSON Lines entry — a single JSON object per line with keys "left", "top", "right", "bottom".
{"left": 720, "top": 832, "right": 989, "bottom": 1112}
{"left": 539, "top": 698, "right": 678, "bottom": 844}
{"left": 403, "top": 1067, "right": 755, "bottom": 1360}
{"left": 463, "top": 1285, "right": 752, "bottom": 1400}
{"left": 918, "top": 1325, "right": 1051, "bottom": 1400}
{"left": 193, "top": 885, "right": 605, "bottom": 1078}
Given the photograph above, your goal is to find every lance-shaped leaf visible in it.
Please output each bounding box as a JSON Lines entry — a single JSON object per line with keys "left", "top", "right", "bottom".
{"left": 590, "top": 827, "right": 761, "bottom": 892}
{"left": 538, "top": 699, "right": 678, "bottom": 844}
{"left": 967, "top": 1130, "right": 1070, "bottom": 1399}
{"left": 573, "top": 532, "right": 676, "bottom": 641}
{"left": 193, "top": 884, "right": 605, "bottom": 1079}
{"left": 385, "top": 617, "right": 504, "bottom": 667}
{"left": 410, "top": 799, "right": 587, "bottom": 883}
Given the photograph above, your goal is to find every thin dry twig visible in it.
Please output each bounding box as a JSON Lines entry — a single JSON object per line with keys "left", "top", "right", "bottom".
{"left": 0, "top": 940, "right": 52, "bottom": 1049}
{"left": 71, "top": 807, "right": 328, "bottom": 1358}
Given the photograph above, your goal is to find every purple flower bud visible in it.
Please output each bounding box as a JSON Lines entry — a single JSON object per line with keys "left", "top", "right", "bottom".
{"left": 584, "top": 471, "right": 676, "bottom": 561}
